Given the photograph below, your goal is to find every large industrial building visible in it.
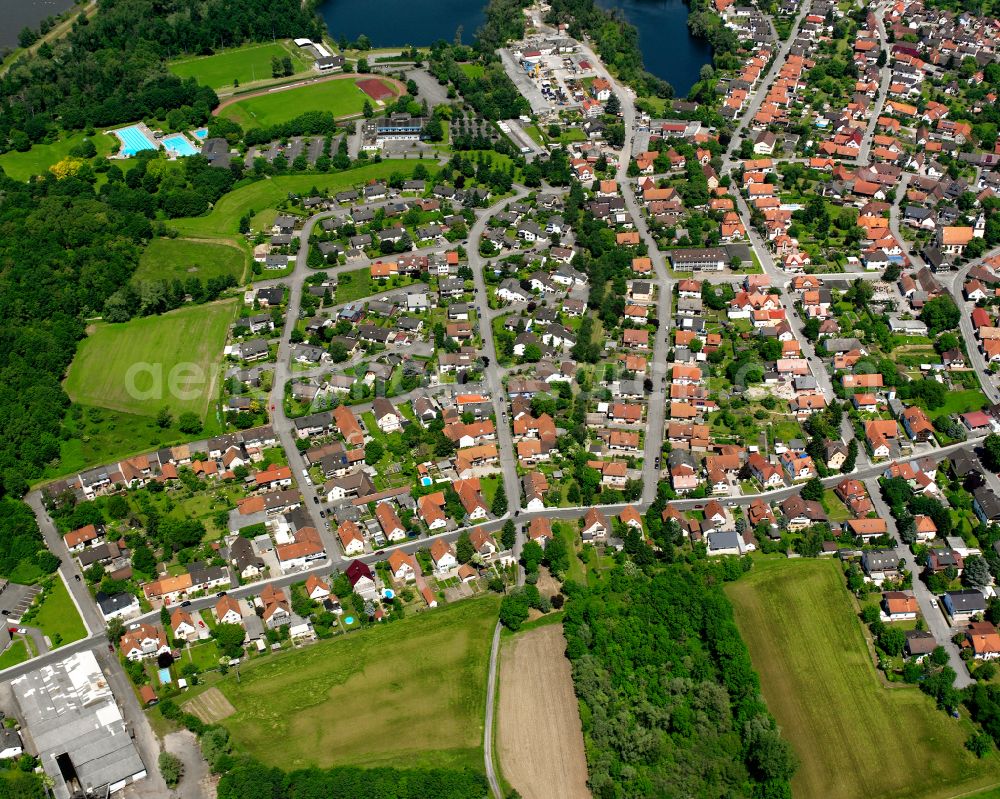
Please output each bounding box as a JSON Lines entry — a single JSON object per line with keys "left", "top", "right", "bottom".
{"left": 13, "top": 651, "right": 147, "bottom": 799}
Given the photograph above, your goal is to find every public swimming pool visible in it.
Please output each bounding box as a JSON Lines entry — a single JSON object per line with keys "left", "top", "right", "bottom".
{"left": 161, "top": 133, "right": 198, "bottom": 157}
{"left": 114, "top": 124, "right": 157, "bottom": 156}
{"left": 193, "top": 127, "right": 208, "bottom": 139}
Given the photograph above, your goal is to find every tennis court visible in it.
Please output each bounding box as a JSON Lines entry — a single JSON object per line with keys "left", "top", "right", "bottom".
{"left": 113, "top": 124, "right": 157, "bottom": 156}
{"left": 162, "top": 133, "right": 198, "bottom": 157}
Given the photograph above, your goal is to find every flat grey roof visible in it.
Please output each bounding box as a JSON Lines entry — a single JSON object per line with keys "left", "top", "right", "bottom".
{"left": 13, "top": 651, "right": 146, "bottom": 799}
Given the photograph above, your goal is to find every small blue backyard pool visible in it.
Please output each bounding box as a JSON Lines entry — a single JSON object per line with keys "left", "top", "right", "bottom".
{"left": 344, "top": 616, "right": 355, "bottom": 625}
{"left": 158, "top": 667, "right": 172, "bottom": 685}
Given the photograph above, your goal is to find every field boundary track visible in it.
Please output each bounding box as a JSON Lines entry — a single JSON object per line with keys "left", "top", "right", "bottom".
{"left": 497, "top": 624, "right": 589, "bottom": 799}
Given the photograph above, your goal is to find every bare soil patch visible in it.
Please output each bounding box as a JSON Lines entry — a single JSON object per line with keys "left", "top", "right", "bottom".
{"left": 535, "top": 566, "right": 561, "bottom": 599}
{"left": 184, "top": 687, "right": 236, "bottom": 724}
{"left": 498, "top": 625, "right": 590, "bottom": 799}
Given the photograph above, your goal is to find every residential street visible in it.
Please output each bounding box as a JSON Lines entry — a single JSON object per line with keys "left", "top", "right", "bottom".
{"left": 864, "top": 477, "right": 973, "bottom": 688}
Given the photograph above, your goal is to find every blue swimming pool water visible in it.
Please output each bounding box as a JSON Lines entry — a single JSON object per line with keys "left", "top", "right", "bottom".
{"left": 193, "top": 127, "right": 208, "bottom": 139}
{"left": 158, "top": 667, "right": 172, "bottom": 685}
{"left": 115, "top": 125, "right": 157, "bottom": 156}
{"left": 420, "top": 476, "right": 432, "bottom": 486}
{"left": 162, "top": 133, "right": 198, "bottom": 157}
{"left": 344, "top": 616, "right": 355, "bottom": 624}
{"left": 383, "top": 588, "right": 395, "bottom": 600}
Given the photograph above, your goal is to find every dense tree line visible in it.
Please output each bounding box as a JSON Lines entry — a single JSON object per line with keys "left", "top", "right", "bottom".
{"left": 0, "top": 0, "right": 325, "bottom": 152}
{"left": 475, "top": 0, "right": 529, "bottom": 54}
{"left": 0, "top": 169, "right": 150, "bottom": 496}
{"left": 0, "top": 499, "right": 56, "bottom": 579}
{"left": 217, "top": 760, "right": 488, "bottom": 799}
{"left": 428, "top": 45, "right": 530, "bottom": 120}
{"left": 563, "top": 562, "right": 795, "bottom": 798}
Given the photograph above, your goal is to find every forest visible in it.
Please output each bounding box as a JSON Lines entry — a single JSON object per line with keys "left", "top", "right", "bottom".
{"left": 0, "top": 0, "right": 322, "bottom": 152}
{"left": 562, "top": 558, "right": 796, "bottom": 799}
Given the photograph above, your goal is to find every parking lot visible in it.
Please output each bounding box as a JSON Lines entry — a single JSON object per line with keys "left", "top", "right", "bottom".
{"left": 0, "top": 582, "right": 40, "bottom": 622}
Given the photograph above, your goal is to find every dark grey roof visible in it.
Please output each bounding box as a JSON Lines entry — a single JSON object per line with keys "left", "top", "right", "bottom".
{"left": 946, "top": 589, "right": 986, "bottom": 612}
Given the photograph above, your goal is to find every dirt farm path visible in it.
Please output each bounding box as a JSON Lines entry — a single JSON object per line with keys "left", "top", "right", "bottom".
{"left": 497, "top": 624, "right": 590, "bottom": 799}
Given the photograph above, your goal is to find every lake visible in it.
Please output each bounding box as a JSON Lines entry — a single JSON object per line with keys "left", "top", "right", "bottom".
{"left": 318, "top": 0, "right": 710, "bottom": 95}
{"left": 596, "top": 0, "right": 711, "bottom": 96}
{"left": 319, "top": 0, "right": 486, "bottom": 48}
{"left": 0, "top": 0, "right": 78, "bottom": 50}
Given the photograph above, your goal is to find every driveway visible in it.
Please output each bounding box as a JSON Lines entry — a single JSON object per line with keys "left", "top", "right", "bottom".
{"left": 164, "top": 730, "right": 215, "bottom": 799}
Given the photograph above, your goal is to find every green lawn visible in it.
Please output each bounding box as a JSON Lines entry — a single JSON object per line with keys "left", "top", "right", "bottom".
{"left": 726, "top": 558, "right": 1000, "bottom": 799}
{"left": 210, "top": 595, "right": 500, "bottom": 771}
{"left": 169, "top": 41, "right": 310, "bottom": 91}
{"left": 925, "top": 388, "right": 989, "bottom": 420}
{"left": 458, "top": 63, "right": 485, "bottom": 79}
{"left": 29, "top": 578, "right": 87, "bottom": 647}
{"left": 135, "top": 237, "right": 248, "bottom": 284}
{"left": 822, "top": 489, "right": 851, "bottom": 523}
{"left": 180, "top": 640, "right": 224, "bottom": 672}
{"left": 64, "top": 299, "right": 237, "bottom": 419}
{"left": 335, "top": 267, "right": 380, "bottom": 303}
{"left": 0, "top": 132, "right": 116, "bottom": 182}
{"left": 219, "top": 77, "right": 395, "bottom": 128}
{"left": 171, "top": 161, "right": 427, "bottom": 239}
{"left": 0, "top": 639, "right": 30, "bottom": 670}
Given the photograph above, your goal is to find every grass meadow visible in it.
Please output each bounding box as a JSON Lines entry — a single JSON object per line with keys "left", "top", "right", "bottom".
{"left": 169, "top": 41, "right": 310, "bottom": 91}
{"left": 135, "top": 238, "right": 248, "bottom": 284}
{"left": 0, "top": 132, "right": 116, "bottom": 182}
{"left": 64, "top": 300, "right": 236, "bottom": 419}
{"left": 726, "top": 558, "right": 1000, "bottom": 799}
{"left": 215, "top": 595, "right": 500, "bottom": 771}
{"left": 171, "top": 161, "right": 426, "bottom": 238}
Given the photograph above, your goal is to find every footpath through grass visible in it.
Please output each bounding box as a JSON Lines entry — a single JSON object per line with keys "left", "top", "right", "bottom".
{"left": 215, "top": 595, "right": 500, "bottom": 772}
{"left": 725, "top": 558, "right": 1000, "bottom": 799}
{"left": 64, "top": 299, "right": 237, "bottom": 419}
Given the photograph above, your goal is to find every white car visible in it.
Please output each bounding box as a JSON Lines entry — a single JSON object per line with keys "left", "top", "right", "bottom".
{"left": 930, "top": 598, "right": 938, "bottom": 608}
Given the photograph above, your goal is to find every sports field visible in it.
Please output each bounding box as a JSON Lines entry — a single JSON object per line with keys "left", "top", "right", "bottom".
{"left": 217, "top": 77, "right": 397, "bottom": 128}
{"left": 726, "top": 558, "right": 1000, "bottom": 799}
{"left": 64, "top": 300, "right": 236, "bottom": 419}
{"left": 169, "top": 41, "right": 310, "bottom": 91}
{"left": 212, "top": 595, "right": 499, "bottom": 771}
{"left": 0, "top": 132, "right": 116, "bottom": 182}
{"left": 498, "top": 624, "right": 589, "bottom": 799}
{"left": 135, "top": 238, "right": 248, "bottom": 284}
